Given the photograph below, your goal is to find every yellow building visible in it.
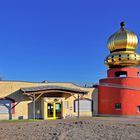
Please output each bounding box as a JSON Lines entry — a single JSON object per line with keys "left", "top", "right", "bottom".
{"left": 0, "top": 81, "right": 97, "bottom": 120}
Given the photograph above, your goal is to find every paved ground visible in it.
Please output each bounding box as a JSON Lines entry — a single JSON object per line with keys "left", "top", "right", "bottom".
{"left": 0, "top": 117, "right": 140, "bottom": 140}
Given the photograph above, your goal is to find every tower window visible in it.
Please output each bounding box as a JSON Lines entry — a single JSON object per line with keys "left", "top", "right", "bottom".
{"left": 115, "top": 71, "right": 127, "bottom": 77}
{"left": 115, "top": 103, "right": 121, "bottom": 110}
{"left": 137, "top": 106, "right": 140, "bottom": 112}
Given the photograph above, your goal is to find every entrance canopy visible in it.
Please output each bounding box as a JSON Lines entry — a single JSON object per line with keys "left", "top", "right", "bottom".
{"left": 20, "top": 85, "right": 87, "bottom": 119}
{"left": 20, "top": 85, "right": 87, "bottom": 95}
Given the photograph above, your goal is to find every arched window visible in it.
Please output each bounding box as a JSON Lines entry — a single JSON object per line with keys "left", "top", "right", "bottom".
{"left": 0, "top": 98, "right": 15, "bottom": 114}
{"left": 74, "top": 98, "right": 93, "bottom": 112}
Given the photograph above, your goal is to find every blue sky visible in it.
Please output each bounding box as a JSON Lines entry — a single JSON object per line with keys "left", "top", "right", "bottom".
{"left": 0, "top": 0, "right": 140, "bottom": 83}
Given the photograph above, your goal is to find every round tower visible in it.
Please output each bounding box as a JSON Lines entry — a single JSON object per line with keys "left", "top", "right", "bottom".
{"left": 98, "top": 22, "right": 140, "bottom": 116}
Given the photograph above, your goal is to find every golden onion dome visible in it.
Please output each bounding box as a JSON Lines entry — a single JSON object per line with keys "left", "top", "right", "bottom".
{"left": 107, "top": 22, "right": 138, "bottom": 53}
{"left": 105, "top": 22, "right": 140, "bottom": 68}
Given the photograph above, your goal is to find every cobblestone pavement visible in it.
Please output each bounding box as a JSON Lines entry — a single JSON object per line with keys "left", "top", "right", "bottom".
{"left": 0, "top": 117, "right": 140, "bottom": 140}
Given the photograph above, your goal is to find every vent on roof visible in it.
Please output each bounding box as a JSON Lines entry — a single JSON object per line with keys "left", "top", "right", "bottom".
{"left": 42, "top": 80, "right": 48, "bottom": 83}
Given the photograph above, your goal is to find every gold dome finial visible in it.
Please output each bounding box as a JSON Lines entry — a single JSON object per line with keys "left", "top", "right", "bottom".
{"left": 105, "top": 22, "right": 140, "bottom": 68}
{"left": 120, "top": 21, "right": 125, "bottom": 29}
{"left": 107, "top": 22, "right": 138, "bottom": 53}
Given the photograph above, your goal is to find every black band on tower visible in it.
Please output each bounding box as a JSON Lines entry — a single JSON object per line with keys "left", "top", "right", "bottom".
{"left": 110, "top": 48, "right": 134, "bottom": 53}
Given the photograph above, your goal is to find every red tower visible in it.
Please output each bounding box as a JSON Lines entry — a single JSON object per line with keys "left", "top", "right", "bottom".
{"left": 98, "top": 22, "right": 140, "bottom": 116}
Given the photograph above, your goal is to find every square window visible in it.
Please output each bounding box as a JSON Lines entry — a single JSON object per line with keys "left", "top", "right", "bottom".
{"left": 64, "top": 101, "right": 69, "bottom": 109}
{"left": 115, "top": 103, "right": 121, "bottom": 110}
{"left": 137, "top": 106, "right": 140, "bottom": 112}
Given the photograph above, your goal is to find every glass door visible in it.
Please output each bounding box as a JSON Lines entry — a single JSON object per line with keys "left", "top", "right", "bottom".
{"left": 47, "top": 103, "right": 54, "bottom": 117}
{"left": 47, "top": 102, "right": 62, "bottom": 119}
{"left": 56, "top": 103, "right": 61, "bottom": 118}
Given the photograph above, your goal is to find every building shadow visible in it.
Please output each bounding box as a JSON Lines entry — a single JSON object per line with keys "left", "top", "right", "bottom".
{"left": 92, "top": 87, "right": 98, "bottom": 116}
{"left": 6, "top": 90, "right": 31, "bottom": 120}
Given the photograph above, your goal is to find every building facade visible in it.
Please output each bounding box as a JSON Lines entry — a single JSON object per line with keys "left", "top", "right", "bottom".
{"left": 0, "top": 81, "right": 96, "bottom": 120}
{"left": 98, "top": 22, "right": 140, "bottom": 116}
{"left": 2, "top": 22, "right": 140, "bottom": 119}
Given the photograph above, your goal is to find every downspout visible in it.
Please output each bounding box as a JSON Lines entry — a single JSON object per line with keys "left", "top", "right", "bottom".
{"left": 33, "top": 94, "right": 35, "bottom": 120}
{"left": 77, "top": 93, "right": 80, "bottom": 119}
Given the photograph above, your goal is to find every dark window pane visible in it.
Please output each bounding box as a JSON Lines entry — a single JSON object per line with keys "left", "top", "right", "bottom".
{"left": 115, "top": 103, "right": 121, "bottom": 109}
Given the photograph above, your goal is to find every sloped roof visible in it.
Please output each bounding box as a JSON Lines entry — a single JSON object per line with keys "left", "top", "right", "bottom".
{"left": 20, "top": 85, "right": 87, "bottom": 94}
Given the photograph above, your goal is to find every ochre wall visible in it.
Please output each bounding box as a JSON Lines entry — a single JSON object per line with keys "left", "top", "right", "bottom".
{"left": 0, "top": 81, "right": 95, "bottom": 120}
{"left": 42, "top": 84, "right": 95, "bottom": 119}
{"left": 0, "top": 81, "right": 49, "bottom": 119}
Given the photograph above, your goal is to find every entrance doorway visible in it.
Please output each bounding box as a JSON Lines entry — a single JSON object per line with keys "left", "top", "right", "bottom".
{"left": 47, "top": 103, "right": 54, "bottom": 117}
{"left": 56, "top": 103, "right": 61, "bottom": 118}
{"left": 47, "top": 102, "right": 62, "bottom": 119}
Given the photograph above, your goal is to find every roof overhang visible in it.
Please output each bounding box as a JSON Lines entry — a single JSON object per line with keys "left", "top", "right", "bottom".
{"left": 20, "top": 85, "right": 87, "bottom": 96}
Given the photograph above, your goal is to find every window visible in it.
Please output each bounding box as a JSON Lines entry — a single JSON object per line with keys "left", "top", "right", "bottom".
{"left": 74, "top": 99, "right": 92, "bottom": 112}
{"left": 115, "top": 71, "right": 127, "bottom": 77}
{"left": 115, "top": 103, "right": 121, "bottom": 110}
{"left": 0, "top": 99, "right": 12, "bottom": 114}
{"left": 0, "top": 98, "right": 15, "bottom": 114}
{"left": 137, "top": 106, "right": 140, "bottom": 112}
{"left": 64, "top": 101, "right": 69, "bottom": 109}
{"left": 119, "top": 58, "right": 121, "bottom": 61}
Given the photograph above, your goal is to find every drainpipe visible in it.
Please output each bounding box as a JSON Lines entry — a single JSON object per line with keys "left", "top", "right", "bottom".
{"left": 77, "top": 93, "right": 80, "bottom": 119}
{"left": 33, "top": 94, "right": 35, "bottom": 120}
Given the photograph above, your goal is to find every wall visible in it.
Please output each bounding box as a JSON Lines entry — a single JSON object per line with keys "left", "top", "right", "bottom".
{"left": 0, "top": 81, "right": 95, "bottom": 120}
{"left": 107, "top": 67, "right": 139, "bottom": 77}
{"left": 0, "top": 81, "right": 49, "bottom": 120}
{"left": 42, "top": 88, "right": 95, "bottom": 119}
{"left": 93, "top": 88, "right": 98, "bottom": 116}
{"left": 99, "top": 77, "right": 140, "bottom": 116}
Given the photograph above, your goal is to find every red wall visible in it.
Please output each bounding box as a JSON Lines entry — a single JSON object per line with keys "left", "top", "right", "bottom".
{"left": 108, "top": 67, "right": 139, "bottom": 77}
{"left": 98, "top": 68, "right": 140, "bottom": 116}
